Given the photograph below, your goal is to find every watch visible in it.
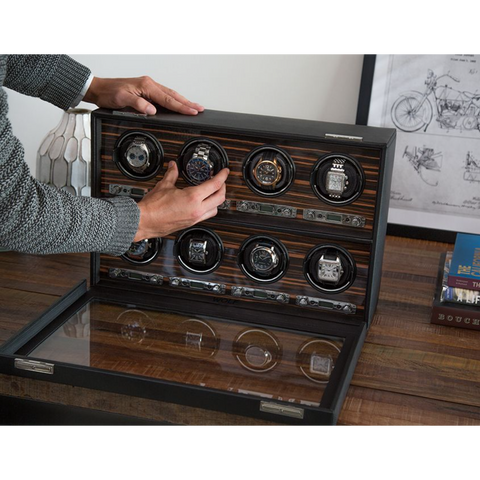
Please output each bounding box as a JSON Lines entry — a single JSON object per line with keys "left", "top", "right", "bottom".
{"left": 125, "top": 136, "right": 150, "bottom": 173}
{"left": 126, "top": 239, "right": 150, "bottom": 259}
{"left": 186, "top": 143, "right": 214, "bottom": 184}
{"left": 253, "top": 155, "right": 283, "bottom": 188}
{"left": 250, "top": 244, "right": 279, "bottom": 273}
{"left": 325, "top": 158, "right": 349, "bottom": 198}
{"left": 317, "top": 253, "right": 344, "bottom": 284}
{"left": 188, "top": 239, "right": 209, "bottom": 265}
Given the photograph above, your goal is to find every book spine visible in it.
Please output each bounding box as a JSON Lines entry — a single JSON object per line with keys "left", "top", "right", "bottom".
{"left": 431, "top": 304, "right": 480, "bottom": 331}
{"left": 446, "top": 275, "right": 480, "bottom": 291}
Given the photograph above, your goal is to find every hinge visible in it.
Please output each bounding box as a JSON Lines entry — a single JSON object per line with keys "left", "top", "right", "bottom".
{"left": 260, "top": 401, "right": 304, "bottom": 419}
{"left": 14, "top": 358, "right": 54, "bottom": 375}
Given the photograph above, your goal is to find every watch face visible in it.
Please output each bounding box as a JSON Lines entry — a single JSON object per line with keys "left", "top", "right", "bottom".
{"left": 250, "top": 246, "right": 278, "bottom": 273}
{"left": 326, "top": 171, "right": 346, "bottom": 195}
{"left": 254, "top": 160, "right": 282, "bottom": 186}
{"left": 188, "top": 240, "right": 208, "bottom": 265}
{"left": 318, "top": 258, "right": 343, "bottom": 283}
{"left": 127, "top": 239, "right": 149, "bottom": 258}
{"left": 126, "top": 144, "right": 149, "bottom": 170}
{"left": 186, "top": 157, "right": 213, "bottom": 183}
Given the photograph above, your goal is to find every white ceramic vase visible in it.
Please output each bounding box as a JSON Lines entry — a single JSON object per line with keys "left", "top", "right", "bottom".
{"left": 36, "top": 108, "right": 92, "bottom": 196}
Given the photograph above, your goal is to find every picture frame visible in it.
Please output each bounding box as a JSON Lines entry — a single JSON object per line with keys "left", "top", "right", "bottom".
{"left": 356, "top": 54, "right": 480, "bottom": 243}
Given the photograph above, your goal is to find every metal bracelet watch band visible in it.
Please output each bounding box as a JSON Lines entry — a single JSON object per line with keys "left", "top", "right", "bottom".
{"left": 193, "top": 144, "right": 211, "bottom": 161}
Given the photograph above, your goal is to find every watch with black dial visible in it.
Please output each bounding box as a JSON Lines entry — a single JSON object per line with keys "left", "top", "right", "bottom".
{"left": 188, "top": 239, "right": 209, "bottom": 266}
{"left": 186, "top": 143, "right": 214, "bottom": 184}
{"left": 250, "top": 244, "right": 279, "bottom": 273}
{"left": 317, "top": 253, "right": 344, "bottom": 284}
{"left": 125, "top": 136, "right": 151, "bottom": 174}
{"left": 253, "top": 156, "right": 283, "bottom": 188}
{"left": 325, "top": 158, "right": 349, "bottom": 198}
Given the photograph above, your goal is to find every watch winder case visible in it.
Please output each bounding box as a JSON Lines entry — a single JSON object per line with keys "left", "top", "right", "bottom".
{"left": 0, "top": 107, "right": 396, "bottom": 425}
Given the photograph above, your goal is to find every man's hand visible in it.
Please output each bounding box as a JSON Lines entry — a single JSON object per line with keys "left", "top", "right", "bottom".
{"left": 84, "top": 76, "right": 204, "bottom": 116}
{"left": 133, "top": 162, "right": 229, "bottom": 242}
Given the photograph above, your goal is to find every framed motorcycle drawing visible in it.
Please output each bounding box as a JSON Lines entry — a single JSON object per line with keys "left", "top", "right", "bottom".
{"left": 356, "top": 54, "right": 480, "bottom": 242}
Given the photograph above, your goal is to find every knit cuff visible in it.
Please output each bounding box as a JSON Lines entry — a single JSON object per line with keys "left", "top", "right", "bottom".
{"left": 102, "top": 196, "right": 140, "bottom": 256}
{"left": 41, "top": 56, "right": 91, "bottom": 111}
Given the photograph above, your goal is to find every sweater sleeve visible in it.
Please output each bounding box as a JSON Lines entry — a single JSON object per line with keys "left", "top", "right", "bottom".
{"left": 0, "top": 96, "right": 140, "bottom": 255}
{"left": 4, "top": 55, "right": 91, "bottom": 110}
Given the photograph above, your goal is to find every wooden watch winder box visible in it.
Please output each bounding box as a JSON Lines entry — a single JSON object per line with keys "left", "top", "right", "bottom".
{"left": 0, "top": 108, "right": 395, "bottom": 425}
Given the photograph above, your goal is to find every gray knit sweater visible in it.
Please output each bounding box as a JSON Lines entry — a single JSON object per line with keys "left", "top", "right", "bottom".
{"left": 0, "top": 55, "right": 139, "bottom": 255}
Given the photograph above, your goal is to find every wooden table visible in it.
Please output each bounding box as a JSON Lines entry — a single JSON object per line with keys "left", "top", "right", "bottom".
{"left": 1, "top": 235, "right": 479, "bottom": 425}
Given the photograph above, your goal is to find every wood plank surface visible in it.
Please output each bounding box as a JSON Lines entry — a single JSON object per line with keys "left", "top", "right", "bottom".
{"left": 1, "top": 235, "right": 479, "bottom": 425}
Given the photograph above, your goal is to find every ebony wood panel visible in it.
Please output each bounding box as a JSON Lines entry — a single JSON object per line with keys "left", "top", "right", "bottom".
{"left": 99, "top": 222, "right": 371, "bottom": 322}
{"left": 98, "top": 119, "right": 384, "bottom": 240}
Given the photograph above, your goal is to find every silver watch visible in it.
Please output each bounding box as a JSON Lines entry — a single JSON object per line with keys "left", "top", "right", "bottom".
{"left": 125, "top": 136, "right": 150, "bottom": 173}
{"left": 188, "top": 239, "right": 209, "bottom": 265}
{"left": 325, "top": 158, "right": 349, "bottom": 198}
{"left": 186, "top": 143, "right": 214, "bottom": 184}
{"left": 317, "top": 253, "right": 344, "bottom": 284}
{"left": 250, "top": 244, "right": 279, "bottom": 273}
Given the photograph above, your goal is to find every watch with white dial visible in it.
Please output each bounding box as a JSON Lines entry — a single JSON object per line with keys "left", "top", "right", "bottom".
{"left": 253, "top": 156, "right": 283, "bottom": 188}
{"left": 317, "top": 253, "right": 344, "bottom": 284}
{"left": 250, "top": 244, "right": 279, "bottom": 273}
{"left": 188, "top": 239, "right": 209, "bottom": 265}
{"left": 125, "top": 136, "right": 150, "bottom": 173}
{"left": 186, "top": 143, "right": 214, "bottom": 184}
{"left": 325, "top": 158, "right": 349, "bottom": 198}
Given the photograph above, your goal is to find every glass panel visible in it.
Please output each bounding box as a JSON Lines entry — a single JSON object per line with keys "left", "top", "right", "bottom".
{"left": 28, "top": 300, "right": 345, "bottom": 407}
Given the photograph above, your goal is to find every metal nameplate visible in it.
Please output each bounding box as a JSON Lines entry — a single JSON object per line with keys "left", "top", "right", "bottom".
{"left": 296, "top": 295, "right": 357, "bottom": 314}
{"left": 109, "top": 268, "right": 163, "bottom": 285}
{"left": 15, "top": 359, "right": 54, "bottom": 375}
{"left": 231, "top": 286, "right": 290, "bottom": 304}
{"left": 112, "top": 110, "right": 148, "bottom": 118}
{"left": 325, "top": 133, "right": 363, "bottom": 142}
{"left": 170, "top": 277, "right": 226, "bottom": 294}
{"left": 108, "top": 184, "right": 147, "bottom": 199}
{"left": 260, "top": 401, "right": 304, "bottom": 419}
{"left": 236, "top": 200, "right": 297, "bottom": 218}
{"left": 303, "top": 209, "right": 365, "bottom": 228}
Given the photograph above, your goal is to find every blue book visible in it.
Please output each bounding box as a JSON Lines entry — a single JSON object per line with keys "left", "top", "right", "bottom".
{"left": 447, "top": 233, "right": 480, "bottom": 291}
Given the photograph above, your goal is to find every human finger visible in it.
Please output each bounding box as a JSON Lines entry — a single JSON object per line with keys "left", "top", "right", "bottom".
{"left": 162, "top": 86, "right": 205, "bottom": 112}
{"left": 194, "top": 168, "right": 230, "bottom": 199}
{"left": 202, "top": 183, "right": 226, "bottom": 211}
{"left": 158, "top": 161, "right": 179, "bottom": 187}
{"left": 148, "top": 87, "right": 199, "bottom": 115}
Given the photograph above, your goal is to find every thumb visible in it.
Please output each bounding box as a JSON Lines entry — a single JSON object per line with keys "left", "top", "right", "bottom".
{"left": 161, "top": 161, "right": 179, "bottom": 186}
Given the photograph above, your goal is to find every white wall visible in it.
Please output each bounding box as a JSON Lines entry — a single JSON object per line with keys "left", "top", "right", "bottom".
{"left": 5, "top": 55, "right": 364, "bottom": 173}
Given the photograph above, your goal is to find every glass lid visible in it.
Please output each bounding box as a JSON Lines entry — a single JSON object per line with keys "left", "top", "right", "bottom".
{"left": 28, "top": 300, "right": 345, "bottom": 408}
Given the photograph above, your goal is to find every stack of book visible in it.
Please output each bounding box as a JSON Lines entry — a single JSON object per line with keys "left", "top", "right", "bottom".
{"left": 431, "top": 233, "right": 480, "bottom": 331}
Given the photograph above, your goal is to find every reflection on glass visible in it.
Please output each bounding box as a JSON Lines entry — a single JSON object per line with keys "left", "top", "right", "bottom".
{"left": 28, "top": 300, "right": 345, "bottom": 408}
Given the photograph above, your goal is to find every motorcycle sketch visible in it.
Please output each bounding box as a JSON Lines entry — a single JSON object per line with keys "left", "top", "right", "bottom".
{"left": 464, "top": 151, "right": 480, "bottom": 183}
{"left": 391, "top": 70, "right": 480, "bottom": 132}
{"left": 403, "top": 146, "right": 442, "bottom": 186}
